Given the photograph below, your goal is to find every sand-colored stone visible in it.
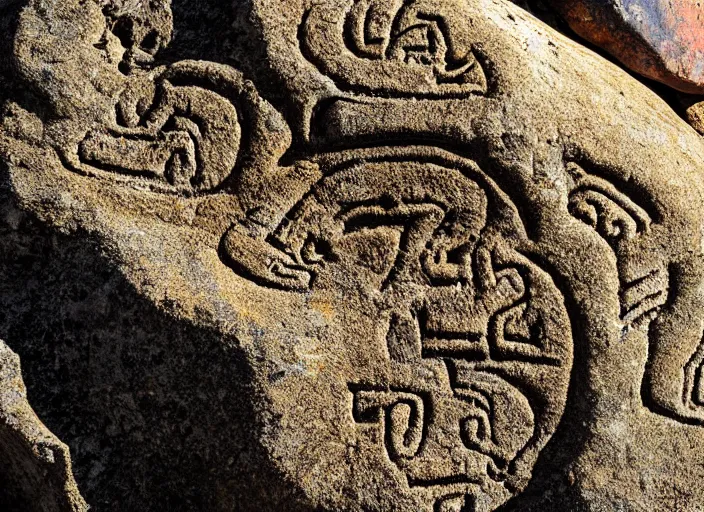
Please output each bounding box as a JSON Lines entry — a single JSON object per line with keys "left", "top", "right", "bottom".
{"left": 686, "top": 101, "right": 704, "bottom": 136}
{"left": 1, "top": 0, "right": 704, "bottom": 510}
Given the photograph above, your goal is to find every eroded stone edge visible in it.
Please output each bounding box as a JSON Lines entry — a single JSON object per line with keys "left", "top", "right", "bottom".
{"left": 0, "top": 339, "right": 88, "bottom": 512}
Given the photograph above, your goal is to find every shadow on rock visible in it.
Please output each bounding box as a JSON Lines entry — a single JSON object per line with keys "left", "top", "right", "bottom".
{"left": 0, "top": 189, "right": 310, "bottom": 511}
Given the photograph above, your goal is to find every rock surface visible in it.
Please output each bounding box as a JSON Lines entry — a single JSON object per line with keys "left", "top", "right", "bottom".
{"left": 686, "top": 101, "right": 704, "bottom": 135}
{"left": 0, "top": 340, "right": 86, "bottom": 512}
{"left": 550, "top": 0, "right": 704, "bottom": 93}
{"left": 1, "top": 0, "right": 704, "bottom": 510}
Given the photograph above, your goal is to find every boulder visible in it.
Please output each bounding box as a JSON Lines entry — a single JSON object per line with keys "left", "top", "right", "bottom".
{"left": 2, "top": 0, "right": 704, "bottom": 510}
{"left": 550, "top": 0, "right": 704, "bottom": 93}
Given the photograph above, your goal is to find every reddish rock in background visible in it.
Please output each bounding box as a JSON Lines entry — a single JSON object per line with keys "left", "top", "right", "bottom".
{"left": 550, "top": 0, "right": 704, "bottom": 93}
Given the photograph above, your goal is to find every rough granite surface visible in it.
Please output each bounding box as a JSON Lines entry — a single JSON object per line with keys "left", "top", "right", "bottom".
{"left": 1, "top": 0, "right": 704, "bottom": 511}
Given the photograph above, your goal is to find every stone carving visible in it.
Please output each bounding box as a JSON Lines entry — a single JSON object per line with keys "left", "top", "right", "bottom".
{"left": 567, "top": 164, "right": 652, "bottom": 250}
{"left": 3, "top": 0, "right": 704, "bottom": 510}
{"left": 222, "top": 156, "right": 573, "bottom": 509}
{"left": 77, "top": 62, "right": 242, "bottom": 191}
{"left": 566, "top": 162, "right": 666, "bottom": 326}
{"left": 13, "top": 0, "right": 289, "bottom": 195}
{"left": 300, "top": 0, "right": 488, "bottom": 97}
{"left": 565, "top": 161, "right": 704, "bottom": 424}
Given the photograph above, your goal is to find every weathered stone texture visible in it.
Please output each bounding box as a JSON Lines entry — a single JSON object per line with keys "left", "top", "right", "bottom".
{"left": 1, "top": 0, "right": 704, "bottom": 511}
{"left": 0, "top": 339, "right": 86, "bottom": 512}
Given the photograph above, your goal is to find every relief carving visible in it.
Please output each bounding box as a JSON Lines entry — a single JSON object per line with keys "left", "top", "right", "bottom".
{"left": 78, "top": 64, "right": 241, "bottom": 190}
{"left": 6, "top": 0, "right": 704, "bottom": 510}
{"left": 568, "top": 165, "right": 652, "bottom": 250}
{"left": 222, "top": 155, "right": 573, "bottom": 509}
{"left": 567, "top": 162, "right": 666, "bottom": 326}
{"left": 567, "top": 162, "right": 704, "bottom": 424}
{"left": 71, "top": 60, "right": 290, "bottom": 194}
{"left": 13, "top": 0, "right": 289, "bottom": 196}
{"left": 300, "top": 0, "right": 488, "bottom": 97}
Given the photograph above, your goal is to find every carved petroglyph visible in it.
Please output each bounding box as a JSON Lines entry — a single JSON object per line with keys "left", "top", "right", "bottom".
{"left": 79, "top": 69, "right": 241, "bottom": 190}
{"left": 47, "top": 55, "right": 292, "bottom": 195}
{"left": 350, "top": 366, "right": 536, "bottom": 503}
{"left": 566, "top": 162, "right": 704, "bottom": 424}
{"left": 567, "top": 163, "right": 666, "bottom": 327}
{"left": 351, "top": 386, "right": 427, "bottom": 460}
{"left": 567, "top": 163, "right": 667, "bottom": 326}
{"left": 8, "top": 0, "right": 704, "bottom": 509}
{"left": 419, "top": 254, "right": 563, "bottom": 366}
{"left": 223, "top": 155, "right": 573, "bottom": 509}
{"left": 13, "top": 1, "right": 291, "bottom": 196}
{"left": 567, "top": 164, "right": 652, "bottom": 250}
{"left": 301, "top": 0, "right": 488, "bottom": 97}
{"left": 74, "top": 60, "right": 250, "bottom": 192}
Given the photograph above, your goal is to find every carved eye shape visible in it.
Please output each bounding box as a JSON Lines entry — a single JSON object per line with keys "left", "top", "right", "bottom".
{"left": 567, "top": 168, "right": 651, "bottom": 250}
{"left": 569, "top": 189, "right": 639, "bottom": 245}
{"left": 300, "top": 235, "right": 334, "bottom": 265}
